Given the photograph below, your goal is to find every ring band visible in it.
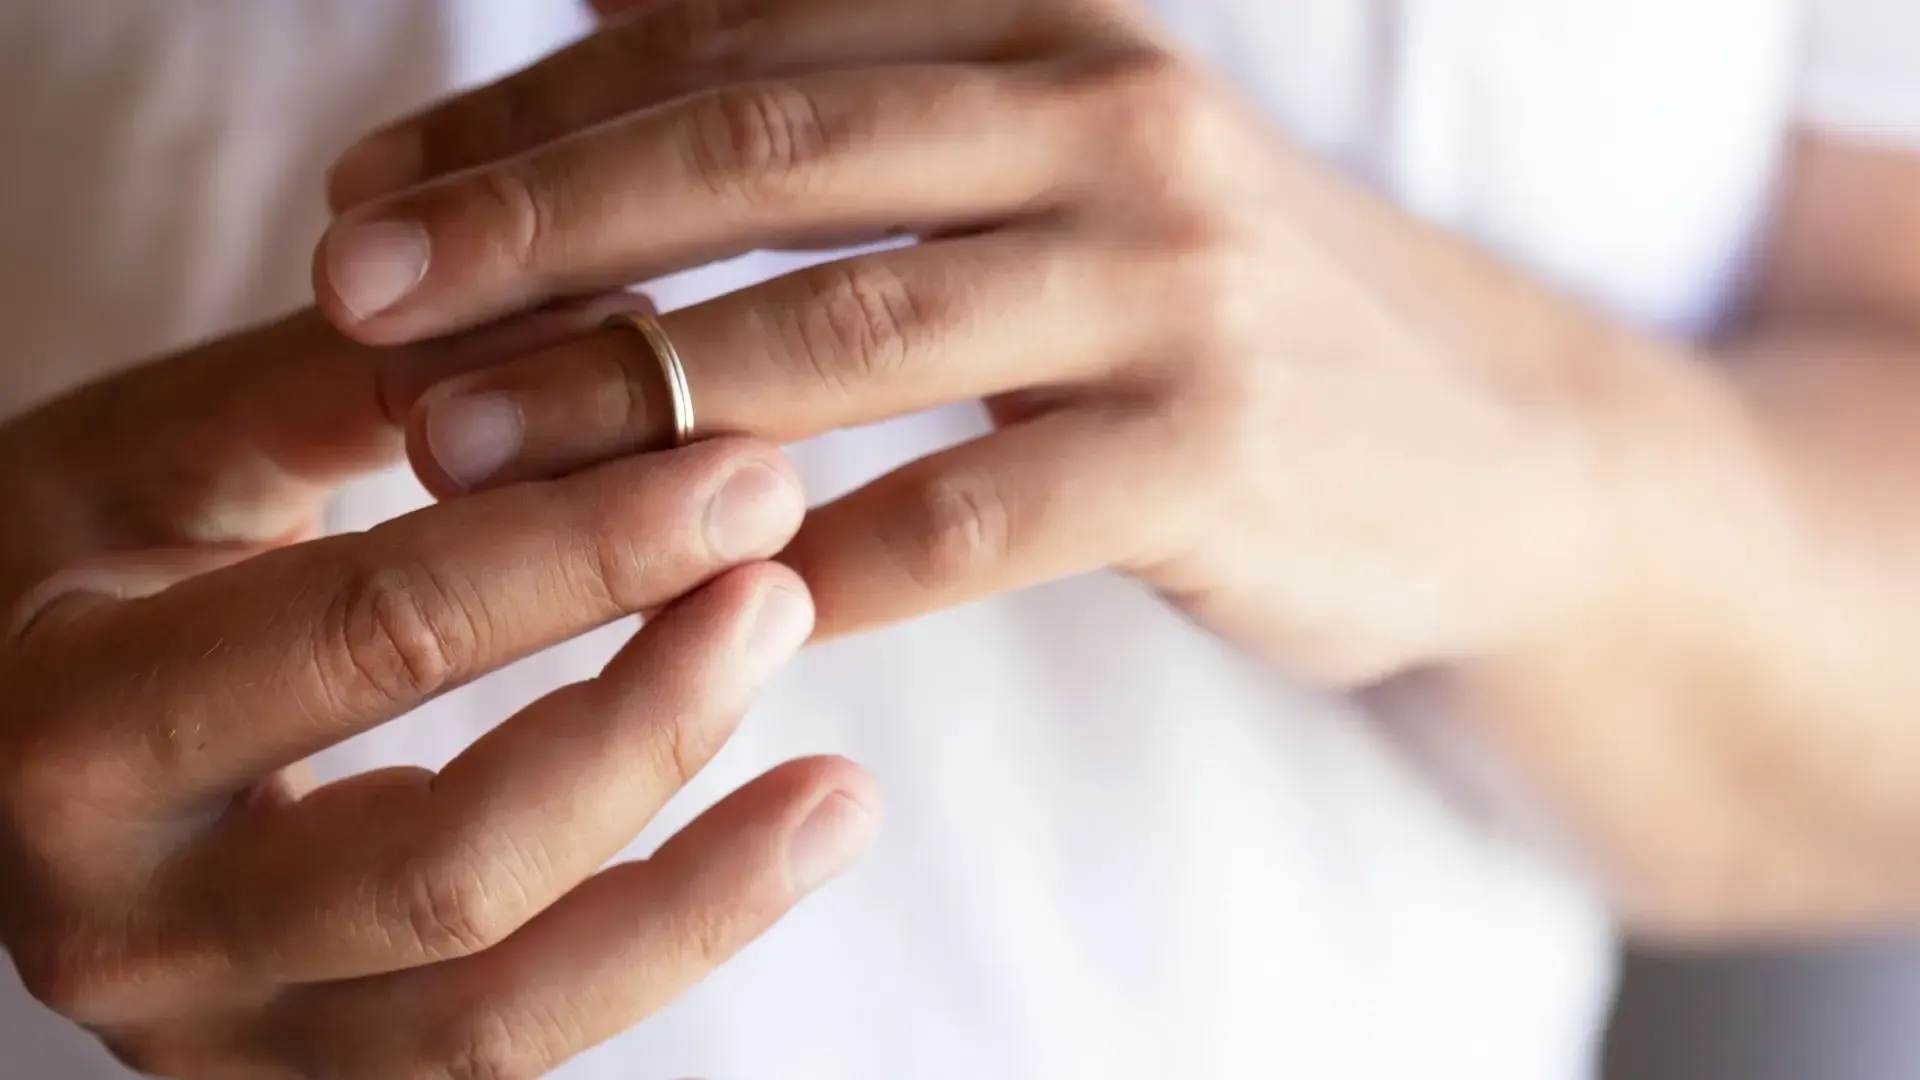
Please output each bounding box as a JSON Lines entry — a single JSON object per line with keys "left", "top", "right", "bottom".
{"left": 603, "top": 310, "right": 696, "bottom": 448}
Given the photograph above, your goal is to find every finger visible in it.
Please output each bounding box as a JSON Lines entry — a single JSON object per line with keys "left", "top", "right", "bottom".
{"left": 405, "top": 230, "right": 1157, "bottom": 495}
{"left": 254, "top": 757, "right": 879, "bottom": 1080}
{"left": 239, "top": 301, "right": 651, "bottom": 487}
{"left": 22, "top": 303, "right": 632, "bottom": 503}
{"left": 183, "top": 562, "right": 813, "bottom": 983}
{"left": 111, "top": 757, "right": 876, "bottom": 1080}
{"left": 9, "top": 309, "right": 392, "bottom": 507}
{"left": 325, "top": 0, "right": 1104, "bottom": 210}
{"left": 7, "top": 547, "right": 261, "bottom": 641}
{"left": 1, "top": 301, "right": 645, "bottom": 608}
{"left": 315, "top": 61, "right": 1107, "bottom": 344}
{"left": 49, "top": 438, "right": 806, "bottom": 805}
{"left": 785, "top": 402, "right": 1189, "bottom": 640}
{"left": 373, "top": 289, "right": 654, "bottom": 424}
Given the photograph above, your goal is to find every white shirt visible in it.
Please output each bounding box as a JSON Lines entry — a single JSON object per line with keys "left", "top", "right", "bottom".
{"left": 2, "top": 2, "right": 1916, "bottom": 1078}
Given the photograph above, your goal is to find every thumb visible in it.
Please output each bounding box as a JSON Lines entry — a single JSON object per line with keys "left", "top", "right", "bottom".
{"left": 4, "top": 297, "right": 638, "bottom": 561}
{"left": 174, "top": 308, "right": 402, "bottom": 491}
{"left": 26, "top": 307, "right": 399, "bottom": 511}
{"left": 139, "top": 300, "right": 638, "bottom": 494}
{"left": 6, "top": 547, "right": 261, "bottom": 641}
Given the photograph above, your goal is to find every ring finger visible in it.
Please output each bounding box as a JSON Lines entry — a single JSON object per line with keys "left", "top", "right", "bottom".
{"left": 403, "top": 228, "right": 1158, "bottom": 496}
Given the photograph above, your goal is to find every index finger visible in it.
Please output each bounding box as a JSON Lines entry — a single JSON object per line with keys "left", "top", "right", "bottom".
{"left": 40, "top": 438, "right": 805, "bottom": 804}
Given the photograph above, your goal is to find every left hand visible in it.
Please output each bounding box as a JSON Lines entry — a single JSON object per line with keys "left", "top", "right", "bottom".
{"left": 315, "top": 0, "right": 1622, "bottom": 686}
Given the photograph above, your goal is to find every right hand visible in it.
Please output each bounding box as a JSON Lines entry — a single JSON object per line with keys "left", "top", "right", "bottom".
{"left": 0, "top": 307, "right": 879, "bottom": 1078}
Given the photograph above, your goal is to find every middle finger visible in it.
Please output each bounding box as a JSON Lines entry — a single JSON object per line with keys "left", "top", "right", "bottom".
{"left": 327, "top": 0, "right": 1093, "bottom": 210}
{"left": 315, "top": 62, "right": 1107, "bottom": 344}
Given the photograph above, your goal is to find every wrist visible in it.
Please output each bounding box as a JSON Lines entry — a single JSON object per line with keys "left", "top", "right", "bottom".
{"left": 1489, "top": 321, "right": 1796, "bottom": 663}
{"left": 1435, "top": 336, "right": 1816, "bottom": 932}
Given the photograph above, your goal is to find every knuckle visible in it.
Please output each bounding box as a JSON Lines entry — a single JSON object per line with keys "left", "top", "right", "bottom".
{"left": 888, "top": 471, "right": 1012, "bottom": 590}
{"left": 576, "top": 518, "right": 644, "bottom": 616}
{"left": 324, "top": 561, "right": 480, "bottom": 714}
{"left": 1075, "top": 49, "right": 1229, "bottom": 190}
{"left": 469, "top": 161, "right": 556, "bottom": 274}
{"left": 1161, "top": 226, "right": 1266, "bottom": 360}
{"left": 676, "top": 905, "right": 738, "bottom": 971}
{"left": 642, "top": 705, "right": 712, "bottom": 795}
{"left": 783, "top": 261, "right": 925, "bottom": 398}
{"left": 1171, "top": 361, "right": 1260, "bottom": 481}
{"left": 564, "top": 443, "right": 754, "bottom": 612}
{"left": 571, "top": 483, "right": 679, "bottom": 614}
{"left": 426, "top": 1004, "right": 542, "bottom": 1080}
{"left": 687, "top": 82, "right": 833, "bottom": 206}
{"left": 397, "top": 848, "right": 525, "bottom": 961}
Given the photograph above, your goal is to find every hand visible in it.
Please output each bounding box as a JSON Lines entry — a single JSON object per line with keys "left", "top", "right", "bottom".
{"left": 314, "top": 0, "right": 1624, "bottom": 686}
{"left": 0, "top": 301, "right": 645, "bottom": 597}
{"left": 0, "top": 308, "right": 877, "bottom": 1078}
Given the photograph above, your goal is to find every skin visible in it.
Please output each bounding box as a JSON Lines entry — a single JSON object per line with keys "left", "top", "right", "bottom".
{"left": 9, "top": 1, "right": 1920, "bottom": 1077}
{"left": 305, "top": 0, "right": 1920, "bottom": 947}
{"left": 0, "top": 302, "right": 881, "bottom": 1078}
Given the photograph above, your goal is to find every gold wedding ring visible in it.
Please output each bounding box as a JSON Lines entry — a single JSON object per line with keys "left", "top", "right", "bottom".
{"left": 603, "top": 310, "right": 697, "bottom": 448}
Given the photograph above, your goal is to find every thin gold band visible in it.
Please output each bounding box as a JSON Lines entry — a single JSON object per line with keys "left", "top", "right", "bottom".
{"left": 602, "top": 310, "right": 696, "bottom": 448}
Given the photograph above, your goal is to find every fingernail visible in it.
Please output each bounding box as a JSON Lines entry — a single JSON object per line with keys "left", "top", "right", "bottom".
{"left": 425, "top": 393, "right": 523, "bottom": 489}
{"left": 787, "top": 792, "right": 877, "bottom": 894}
{"left": 704, "top": 464, "right": 803, "bottom": 562}
{"left": 328, "top": 128, "right": 423, "bottom": 208}
{"left": 741, "top": 584, "right": 813, "bottom": 683}
{"left": 325, "top": 218, "right": 430, "bottom": 321}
